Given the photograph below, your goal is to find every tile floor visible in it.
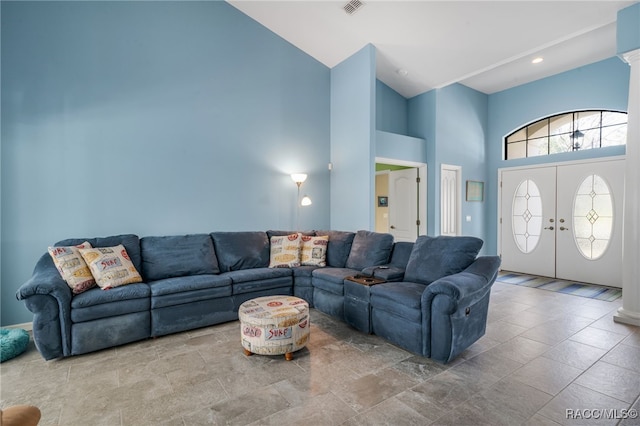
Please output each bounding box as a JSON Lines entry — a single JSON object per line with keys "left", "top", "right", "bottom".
{"left": 1, "top": 281, "right": 639, "bottom": 425}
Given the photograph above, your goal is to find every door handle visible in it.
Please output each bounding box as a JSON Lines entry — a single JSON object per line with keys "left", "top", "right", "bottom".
{"left": 559, "top": 226, "right": 570, "bottom": 231}
{"left": 390, "top": 225, "right": 396, "bottom": 229}
{"left": 544, "top": 226, "right": 554, "bottom": 230}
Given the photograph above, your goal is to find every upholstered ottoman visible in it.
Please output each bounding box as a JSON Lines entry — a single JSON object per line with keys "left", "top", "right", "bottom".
{"left": 239, "top": 295, "right": 310, "bottom": 361}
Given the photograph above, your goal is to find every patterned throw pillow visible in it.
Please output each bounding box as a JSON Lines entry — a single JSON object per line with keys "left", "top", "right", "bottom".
{"left": 79, "top": 244, "right": 143, "bottom": 289}
{"left": 300, "top": 235, "right": 329, "bottom": 267}
{"left": 48, "top": 241, "right": 97, "bottom": 294}
{"left": 269, "top": 233, "right": 302, "bottom": 268}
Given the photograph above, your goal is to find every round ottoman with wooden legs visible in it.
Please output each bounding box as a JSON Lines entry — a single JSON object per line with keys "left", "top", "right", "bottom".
{"left": 239, "top": 295, "right": 310, "bottom": 361}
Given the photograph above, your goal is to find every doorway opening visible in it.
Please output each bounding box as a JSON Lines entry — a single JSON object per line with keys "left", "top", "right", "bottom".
{"left": 498, "top": 157, "right": 624, "bottom": 288}
{"left": 440, "top": 164, "right": 462, "bottom": 236}
{"left": 375, "top": 157, "right": 427, "bottom": 242}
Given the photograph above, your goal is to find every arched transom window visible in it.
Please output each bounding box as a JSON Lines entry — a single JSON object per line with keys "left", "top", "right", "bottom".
{"left": 505, "top": 110, "right": 627, "bottom": 160}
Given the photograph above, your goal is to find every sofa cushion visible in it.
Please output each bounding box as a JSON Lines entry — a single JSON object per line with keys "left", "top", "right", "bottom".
{"left": 292, "top": 265, "right": 318, "bottom": 278}
{"left": 312, "top": 267, "right": 356, "bottom": 284}
{"left": 149, "top": 275, "right": 232, "bottom": 309}
{"left": 141, "top": 234, "right": 219, "bottom": 281}
{"left": 221, "top": 267, "right": 292, "bottom": 284}
{"left": 71, "top": 282, "right": 150, "bottom": 308}
{"left": 404, "top": 236, "right": 483, "bottom": 285}
{"left": 312, "top": 267, "right": 355, "bottom": 295}
{"left": 79, "top": 245, "right": 143, "bottom": 289}
{"left": 389, "top": 242, "right": 415, "bottom": 267}
{"left": 56, "top": 234, "right": 142, "bottom": 274}
{"left": 300, "top": 235, "right": 329, "bottom": 267}
{"left": 223, "top": 268, "right": 293, "bottom": 294}
{"left": 314, "top": 230, "right": 355, "bottom": 268}
{"left": 210, "top": 232, "right": 270, "bottom": 272}
{"left": 48, "top": 241, "right": 96, "bottom": 294}
{"left": 70, "top": 282, "right": 150, "bottom": 323}
{"left": 232, "top": 277, "right": 293, "bottom": 295}
{"left": 149, "top": 274, "right": 231, "bottom": 297}
{"left": 360, "top": 265, "right": 406, "bottom": 282}
{"left": 345, "top": 230, "right": 394, "bottom": 270}
{"left": 269, "top": 233, "right": 302, "bottom": 268}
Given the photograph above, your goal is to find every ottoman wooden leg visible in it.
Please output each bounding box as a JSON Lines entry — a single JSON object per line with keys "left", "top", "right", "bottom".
{"left": 285, "top": 352, "right": 293, "bottom": 361}
{"left": 243, "top": 348, "right": 252, "bottom": 356}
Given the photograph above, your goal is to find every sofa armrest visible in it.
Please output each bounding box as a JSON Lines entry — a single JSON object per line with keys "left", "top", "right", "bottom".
{"left": 17, "top": 253, "right": 72, "bottom": 302}
{"left": 421, "top": 256, "right": 501, "bottom": 362}
{"left": 422, "top": 256, "right": 501, "bottom": 308}
{"left": 16, "top": 253, "right": 73, "bottom": 359}
{"left": 360, "top": 265, "right": 405, "bottom": 282}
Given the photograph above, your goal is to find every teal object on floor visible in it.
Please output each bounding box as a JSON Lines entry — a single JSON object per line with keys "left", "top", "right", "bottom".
{"left": 0, "top": 328, "right": 30, "bottom": 362}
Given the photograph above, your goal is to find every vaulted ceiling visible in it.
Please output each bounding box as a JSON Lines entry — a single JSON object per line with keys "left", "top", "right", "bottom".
{"left": 228, "top": 1, "right": 635, "bottom": 98}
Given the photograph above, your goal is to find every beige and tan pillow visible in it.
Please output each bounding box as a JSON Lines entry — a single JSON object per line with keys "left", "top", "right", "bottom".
{"left": 79, "top": 245, "right": 143, "bottom": 289}
{"left": 48, "top": 241, "right": 96, "bottom": 294}
{"left": 269, "top": 233, "right": 302, "bottom": 268}
{"left": 300, "top": 235, "right": 329, "bottom": 267}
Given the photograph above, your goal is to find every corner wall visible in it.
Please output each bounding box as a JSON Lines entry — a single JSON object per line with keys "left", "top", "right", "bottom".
{"left": 408, "top": 90, "right": 437, "bottom": 234}
{"left": 408, "top": 84, "right": 489, "bottom": 243}
{"left": 330, "top": 45, "right": 377, "bottom": 231}
{"left": 376, "top": 80, "right": 408, "bottom": 134}
{"left": 0, "top": 1, "right": 331, "bottom": 325}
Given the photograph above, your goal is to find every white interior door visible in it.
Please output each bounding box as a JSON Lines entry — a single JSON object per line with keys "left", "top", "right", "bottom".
{"left": 441, "top": 165, "right": 461, "bottom": 236}
{"left": 555, "top": 160, "right": 624, "bottom": 287}
{"left": 388, "top": 168, "right": 418, "bottom": 242}
{"left": 501, "top": 166, "right": 557, "bottom": 278}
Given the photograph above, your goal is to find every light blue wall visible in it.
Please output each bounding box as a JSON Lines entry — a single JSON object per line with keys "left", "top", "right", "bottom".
{"left": 407, "top": 84, "right": 489, "bottom": 243}
{"left": 1, "top": 1, "right": 331, "bottom": 325}
{"left": 436, "top": 84, "right": 489, "bottom": 243}
{"left": 485, "top": 57, "right": 630, "bottom": 255}
{"left": 376, "top": 131, "right": 426, "bottom": 164}
{"left": 330, "top": 45, "right": 376, "bottom": 231}
{"left": 376, "top": 80, "right": 408, "bottom": 134}
{"left": 408, "top": 90, "right": 437, "bottom": 234}
{"left": 617, "top": 2, "right": 640, "bottom": 55}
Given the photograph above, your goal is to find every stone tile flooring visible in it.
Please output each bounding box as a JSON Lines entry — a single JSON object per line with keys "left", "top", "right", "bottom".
{"left": 1, "top": 281, "right": 639, "bottom": 425}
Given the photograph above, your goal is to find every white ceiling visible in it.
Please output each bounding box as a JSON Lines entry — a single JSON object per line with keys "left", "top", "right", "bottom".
{"left": 228, "top": 1, "right": 635, "bottom": 98}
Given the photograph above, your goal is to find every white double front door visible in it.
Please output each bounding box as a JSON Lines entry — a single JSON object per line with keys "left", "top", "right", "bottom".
{"left": 500, "top": 159, "right": 624, "bottom": 288}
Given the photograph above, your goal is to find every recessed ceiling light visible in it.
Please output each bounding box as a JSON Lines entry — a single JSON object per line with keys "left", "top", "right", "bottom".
{"left": 397, "top": 68, "right": 408, "bottom": 77}
{"left": 532, "top": 57, "right": 544, "bottom": 64}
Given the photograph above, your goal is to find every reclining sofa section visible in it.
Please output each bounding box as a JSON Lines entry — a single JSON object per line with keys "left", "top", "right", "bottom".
{"left": 17, "top": 230, "right": 500, "bottom": 364}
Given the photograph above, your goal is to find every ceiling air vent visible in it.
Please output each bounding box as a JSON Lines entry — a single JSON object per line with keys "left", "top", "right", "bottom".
{"left": 343, "top": 0, "right": 364, "bottom": 15}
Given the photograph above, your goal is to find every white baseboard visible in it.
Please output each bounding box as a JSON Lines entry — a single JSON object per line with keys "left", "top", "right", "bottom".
{"left": 3, "top": 322, "right": 33, "bottom": 331}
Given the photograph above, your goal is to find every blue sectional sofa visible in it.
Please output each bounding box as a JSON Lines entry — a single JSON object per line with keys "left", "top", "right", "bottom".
{"left": 16, "top": 230, "right": 500, "bottom": 364}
